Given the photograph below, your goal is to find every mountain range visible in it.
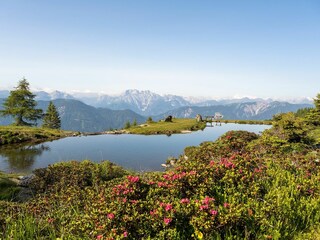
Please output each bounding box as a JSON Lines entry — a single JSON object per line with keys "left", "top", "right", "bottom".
{"left": 0, "top": 89, "right": 314, "bottom": 132}
{"left": 0, "top": 98, "right": 146, "bottom": 132}
{"left": 154, "top": 101, "right": 312, "bottom": 121}
{"left": 0, "top": 89, "right": 314, "bottom": 116}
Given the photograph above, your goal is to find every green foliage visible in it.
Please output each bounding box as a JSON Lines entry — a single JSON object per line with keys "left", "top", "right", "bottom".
{"left": 124, "top": 120, "right": 131, "bottom": 129}
{"left": 30, "top": 160, "right": 128, "bottom": 193}
{"left": 42, "top": 101, "right": 61, "bottom": 129}
{"left": 271, "top": 112, "right": 313, "bottom": 144}
{"left": 132, "top": 118, "right": 137, "bottom": 126}
{"left": 1, "top": 107, "right": 320, "bottom": 239}
{"left": 146, "top": 116, "right": 154, "bottom": 123}
{"left": 306, "top": 93, "right": 320, "bottom": 126}
{"left": 1, "top": 127, "right": 320, "bottom": 239}
{"left": 0, "top": 78, "right": 43, "bottom": 126}
{"left": 295, "top": 107, "right": 312, "bottom": 118}
{"left": 0, "top": 172, "right": 20, "bottom": 201}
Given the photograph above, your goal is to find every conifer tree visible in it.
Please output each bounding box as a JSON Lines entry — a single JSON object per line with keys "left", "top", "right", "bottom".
{"left": 146, "top": 117, "right": 153, "bottom": 123}
{"left": 42, "top": 101, "right": 61, "bottom": 129}
{"left": 133, "top": 119, "right": 137, "bottom": 126}
{"left": 124, "top": 121, "right": 131, "bottom": 129}
{"left": 0, "top": 78, "right": 43, "bottom": 126}
{"left": 306, "top": 93, "right": 320, "bottom": 126}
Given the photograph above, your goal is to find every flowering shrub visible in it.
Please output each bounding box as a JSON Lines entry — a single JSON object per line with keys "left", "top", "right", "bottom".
{"left": 1, "top": 125, "right": 320, "bottom": 239}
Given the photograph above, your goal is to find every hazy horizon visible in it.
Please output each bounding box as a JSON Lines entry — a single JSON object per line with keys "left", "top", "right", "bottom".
{"left": 1, "top": 1, "right": 319, "bottom": 99}
{"left": 0, "top": 86, "right": 314, "bottom": 103}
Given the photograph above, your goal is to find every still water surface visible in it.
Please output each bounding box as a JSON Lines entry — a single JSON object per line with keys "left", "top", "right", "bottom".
{"left": 0, "top": 123, "right": 270, "bottom": 173}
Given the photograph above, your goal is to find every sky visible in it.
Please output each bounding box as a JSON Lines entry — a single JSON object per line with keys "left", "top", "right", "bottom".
{"left": 0, "top": 0, "right": 319, "bottom": 99}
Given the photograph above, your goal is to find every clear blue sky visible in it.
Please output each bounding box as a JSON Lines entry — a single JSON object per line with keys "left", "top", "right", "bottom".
{"left": 0, "top": 0, "right": 319, "bottom": 99}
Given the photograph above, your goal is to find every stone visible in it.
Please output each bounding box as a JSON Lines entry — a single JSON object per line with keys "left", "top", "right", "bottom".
{"left": 196, "top": 114, "right": 203, "bottom": 122}
{"left": 164, "top": 115, "right": 173, "bottom": 122}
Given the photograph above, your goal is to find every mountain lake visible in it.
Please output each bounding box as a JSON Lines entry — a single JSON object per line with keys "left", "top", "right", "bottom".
{"left": 0, "top": 123, "right": 271, "bottom": 174}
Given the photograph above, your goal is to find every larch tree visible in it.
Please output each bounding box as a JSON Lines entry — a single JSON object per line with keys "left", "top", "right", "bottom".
{"left": 0, "top": 78, "right": 43, "bottom": 126}
{"left": 42, "top": 101, "right": 61, "bottom": 129}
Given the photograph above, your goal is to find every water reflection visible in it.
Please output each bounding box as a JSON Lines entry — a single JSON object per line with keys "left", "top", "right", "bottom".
{"left": 0, "top": 124, "right": 271, "bottom": 173}
{"left": 0, "top": 144, "right": 50, "bottom": 172}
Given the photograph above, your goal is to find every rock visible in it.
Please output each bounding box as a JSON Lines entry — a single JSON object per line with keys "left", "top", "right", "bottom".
{"left": 164, "top": 115, "right": 173, "bottom": 122}
{"left": 18, "top": 174, "right": 35, "bottom": 187}
{"left": 15, "top": 187, "right": 34, "bottom": 202}
{"left": 196, "top": 114, "right": 203, "bottom": 122}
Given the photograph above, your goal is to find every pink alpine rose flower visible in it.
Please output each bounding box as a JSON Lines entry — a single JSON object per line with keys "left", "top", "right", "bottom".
{"left": 164, "top": 218, "right": 172, "bottom": 225}
{"left": 180, "top": 198, "right": 190, "bottom": 204}
{"left": 210, "top": 210, "right": 218, "bottom": 215}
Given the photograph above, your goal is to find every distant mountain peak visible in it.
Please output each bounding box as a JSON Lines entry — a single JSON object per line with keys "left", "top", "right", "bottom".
{"left": 0, "top": 88, "right": 314, "bottom": 116}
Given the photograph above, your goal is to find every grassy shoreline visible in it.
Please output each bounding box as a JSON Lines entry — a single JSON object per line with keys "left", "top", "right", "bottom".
{"left": 0, "top": 126, "right": 75, "bottom": 146}
{"left": 125, "top": 118, "right": 206, "bottom": 135}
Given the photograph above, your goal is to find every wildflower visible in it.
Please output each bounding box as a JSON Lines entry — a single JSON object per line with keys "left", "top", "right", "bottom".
{"left": 224, "top": 202, "right": 230, "bottom": 208}
{"left": 202, "top": 196, "right": 214, "bottom": 205}
{"left": 165, "top": 204, "right": 173, "bottom": 211}
{"left": 163, "top": 174, "right": 170, "bottom": 180}
{"left": 194, "top": 229, "right": 203, "bottom": 239}
{"left": 157, "top": 181, "right": 168, "bottom": 187}
{"left": 200, "top": 205, "right": 209, "bottom": 210}
{"left": 209, "top": 160, "right": 215, "bottom": 166}
{"left": 97, "top": 235, "right": 103, "bottom": 240}
{"left": 107, "top": 213, "right": 115, "bottom": 219}
{"left": 254, "top": 168, "right": 262, "bottom": 173}
{"left": 150, "top": 210, "right": 157, "bottom": 215}
{"left": 180, "top": 198, "right": 190, "bottom": 204}
{"left": 123, "top": 231, "right": 128, "bottom": 238}
{"left": 164, "top": 218, "right": 172, "bottom": 225}
{"left": 127, "top": 175, "right": 140, "bottom": 183}
{"left": 210, "top": 210, "right": 218, "bottom": 215}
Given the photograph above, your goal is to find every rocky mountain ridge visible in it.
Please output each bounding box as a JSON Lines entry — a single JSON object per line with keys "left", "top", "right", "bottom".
{"left": 0, "top": 89, "right": 314, "bottom": 116}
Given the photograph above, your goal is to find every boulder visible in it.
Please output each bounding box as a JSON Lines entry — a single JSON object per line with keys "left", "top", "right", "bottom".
{"left": 196, "top": 114, "right": 203, "bottom": 122}
{"left": 164, "top": 115, "right": 173, "bottom": 122}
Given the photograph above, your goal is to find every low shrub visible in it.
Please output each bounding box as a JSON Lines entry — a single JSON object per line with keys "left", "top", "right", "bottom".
{"left": 1, "top": 127, "right": 320, "bottom": 239}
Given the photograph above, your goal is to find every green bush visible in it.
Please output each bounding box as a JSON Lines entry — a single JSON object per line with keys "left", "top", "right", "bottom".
{"left": 30, "top": 160, "right": 128, "bottom": 193}
{"left": 1, "top": 127, "right": 320, "bottom": 239}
